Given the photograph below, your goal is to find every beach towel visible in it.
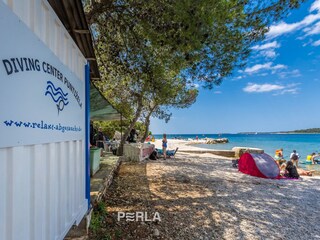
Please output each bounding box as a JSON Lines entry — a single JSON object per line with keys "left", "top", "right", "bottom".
{"left": 279, "top": 176, "right": 301, "bottom": 180}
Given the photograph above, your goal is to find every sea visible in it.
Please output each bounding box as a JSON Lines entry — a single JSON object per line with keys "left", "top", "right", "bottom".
{"left": 153, "top": 133, "right": 320, "bottom": 171}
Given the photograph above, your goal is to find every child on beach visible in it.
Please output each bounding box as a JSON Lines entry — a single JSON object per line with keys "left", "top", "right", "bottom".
{"left": 275, "top": 148, "right": 283, "bottom": 158}
{"left": 162, "top": 133, "right": 167, "bottom": 160}
{"left": 274, "top": 151, "right": 286, "bottom": 166}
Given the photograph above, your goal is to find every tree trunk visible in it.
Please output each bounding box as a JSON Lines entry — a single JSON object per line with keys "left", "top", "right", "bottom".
{"left": 140, "top": 113, "right": 151, "bottom": 143}
{"left": 117, "top": 96, "right": 143, "bottom": 155}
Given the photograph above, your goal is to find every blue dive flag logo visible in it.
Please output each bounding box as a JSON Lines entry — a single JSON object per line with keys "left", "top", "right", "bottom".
{"left": 45, "top": 81, "right": 69, "bottom": 114}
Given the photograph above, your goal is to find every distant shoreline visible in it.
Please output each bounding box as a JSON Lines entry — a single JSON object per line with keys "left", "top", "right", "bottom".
{"left": 239, "top": 132, "right": 320, "bottom": 135}
{"left": 153, "top": 132, "right": 320, "bottom": 136}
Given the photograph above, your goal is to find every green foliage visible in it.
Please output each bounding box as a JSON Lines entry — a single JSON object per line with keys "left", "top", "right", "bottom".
{"left": 86, "top": 0, "right": 305, "bottom": 87}
{"left": 92, "top": 120, "right": 146, "bottom": 139}
{"left": 90, "top": 211, "right": 101, "bottom": 234}
{"left": 85, "top": 0, "right": 305, "bottom": 142}
{"left": 93, "top": 120, "right": 123, "bottom": 139}
{"left": 90, "top": 202, "right": 108, "bottom": 234}
{"left": 283, "top": 128, "right": 320, "bottom": 133}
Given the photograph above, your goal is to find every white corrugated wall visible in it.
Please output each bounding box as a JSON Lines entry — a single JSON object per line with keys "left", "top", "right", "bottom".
{"left": 0, "top": 1, "right": 88, "bottom": 240}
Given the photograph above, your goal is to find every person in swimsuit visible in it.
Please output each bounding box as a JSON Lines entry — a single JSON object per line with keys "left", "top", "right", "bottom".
{"left": 162, "top": 133, "right": 167, "bottom": 160}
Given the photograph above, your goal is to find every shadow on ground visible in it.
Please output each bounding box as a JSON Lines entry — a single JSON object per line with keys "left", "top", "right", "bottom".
{"left": 90, "top": 153, "right": 320, "bottom": 240}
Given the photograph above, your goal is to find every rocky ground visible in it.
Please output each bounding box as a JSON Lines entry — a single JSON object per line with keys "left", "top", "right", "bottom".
{"left": 89, "top": 152, "right": 320, "bottom": 240}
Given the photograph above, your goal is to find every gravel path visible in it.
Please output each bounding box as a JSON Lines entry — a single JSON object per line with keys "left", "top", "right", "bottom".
{"left": 100, "top": 152, "right": 320, "bottom": 239}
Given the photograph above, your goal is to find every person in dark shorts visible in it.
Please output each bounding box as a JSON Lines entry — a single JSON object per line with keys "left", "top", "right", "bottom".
{"left": 162, "top": 133, "right": 167, "bottom": 160}
{"left": 284, "top": 161, "right": 299, "bottom": 179}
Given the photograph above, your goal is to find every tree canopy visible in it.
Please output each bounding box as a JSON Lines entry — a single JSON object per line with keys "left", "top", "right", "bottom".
{"left": 84, "top": 0, "right": 305, "bottom": 151}
{"left": 86, "top": 0, "right": 305, "bottom": 86}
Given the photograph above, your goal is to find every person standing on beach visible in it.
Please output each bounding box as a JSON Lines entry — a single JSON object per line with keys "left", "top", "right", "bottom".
{"left": 95, "top": 127, "right": 105, "bottom": 149}
{"left": 162, "top": 133, "right": 167, "bottom": 160}
{"left": 310, "top": 152, "right": 318, "bottom": 164}
{"left": 290, "top": 150, "right": 300, "bottom": 167}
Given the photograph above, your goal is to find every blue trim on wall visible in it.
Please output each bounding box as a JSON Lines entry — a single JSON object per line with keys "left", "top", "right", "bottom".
{"left": 85, "top": 63, "right": 91, "bottom": 209}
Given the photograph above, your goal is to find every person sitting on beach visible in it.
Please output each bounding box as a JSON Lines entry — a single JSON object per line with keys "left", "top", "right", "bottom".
{"left": 284, "top": 161, "right": 299, "bottom": 179}
{"left": 149, "top": 150, "right": 158, "bottom": 160}
{"left": 280, "top": 162, "right": 313, "bottom": 177}
{"left": 306, "top": 153, "right": 313, "bottom": 163}
{"left": 274, "top": 151, "right": 286, "bottom": 166}
{"left": 279, "top": 163, "right": 287, "bottom": 176}
{"left": 297, "top": 168, "right": 314, "bottom": 176}
{"left": 290, "top": 150, "right": 300, "bottom": 167}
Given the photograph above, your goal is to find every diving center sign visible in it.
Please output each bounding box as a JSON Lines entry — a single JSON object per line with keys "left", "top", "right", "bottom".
{"left": 2, "top": 58, "right": 83, "bottom": 113}
{"left": 0, "top": 4, "right": 85, "bottom": 148}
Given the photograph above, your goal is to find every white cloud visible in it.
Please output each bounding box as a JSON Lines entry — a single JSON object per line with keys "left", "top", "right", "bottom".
{"left": 275, "top": 88, "right": 298, "bottom": 95}
{"left": 231, "top": 76, "right": 243, "bottom": 81}
{"left": 301, "top": 12, "right": 320, "bottom": 25}
{"left": 244, "top": 62, "right": 287, "bottom": 74}
{"left": 243, "top": 83, "right": 299, "bottom": 94}
{"left": 312, "top": 39, "right": 320, "bottom": 46}
{"left": 267, "top": 21, "right": 301, "bottom": 39}
{"left": 310, "top": 0, "right": 320, "bottom": 12}
{"left": 261, "top": 49, "right": 277, "bottom": 58}
{"left": 267, "top": 0, "right": 320, "bottom": 39}
{"left": 278, "top": 69, "right": 301, "bottom": 78}
{"left": 252, "top": 41, "right": 280, "bottom": 59}
{"left": 304, "top": 21, "right": 320, "bottom": 35}
{"left": 243, "top": 83, "right": 284, "bottom": 93}
{"left": 244, "top": 62, "right": 272, "bottom": 74}
{"left": 273, "top": 64, "right": 286, "bottom": 70}
{"left": 275, "top": 83, "right": 300, "bottom": 95}
{"left": 214, "top": 91, "right": 222, "bottom": 94}
{"left": 252, "top": 41, "right": 280, "bottom": 50}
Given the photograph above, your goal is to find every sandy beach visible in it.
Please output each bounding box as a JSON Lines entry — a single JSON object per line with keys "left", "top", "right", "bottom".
{"left": 151, "top": 139, "right": 232, "bottom": 155}
{"left": 96, "top": 140, "right": 320, "bottom": 239}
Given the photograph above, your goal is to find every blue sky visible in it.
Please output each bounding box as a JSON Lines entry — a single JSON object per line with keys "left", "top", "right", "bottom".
{"left": 150, "top": 0, "right": 320, "bottom": 134}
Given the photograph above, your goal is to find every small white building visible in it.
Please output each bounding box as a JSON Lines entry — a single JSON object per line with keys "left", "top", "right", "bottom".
{"left": 0, "top": 1, "right": 120, "bottom": 239}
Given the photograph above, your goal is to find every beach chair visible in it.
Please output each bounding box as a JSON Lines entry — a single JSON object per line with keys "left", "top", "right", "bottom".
{"left": 166, "top": 147, "right": 179, "bottom": 158}
{"left": 156, "top": 147, "right": 179, "bottom": 159}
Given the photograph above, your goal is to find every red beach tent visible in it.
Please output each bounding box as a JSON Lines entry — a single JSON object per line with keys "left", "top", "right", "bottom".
{"left": 239, "top": 152, "right": 280, "bottom": 179}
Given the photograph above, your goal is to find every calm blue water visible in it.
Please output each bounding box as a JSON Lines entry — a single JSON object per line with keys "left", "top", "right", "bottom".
{"left": 154, "top": 133, "right": 320, "bottom": 169}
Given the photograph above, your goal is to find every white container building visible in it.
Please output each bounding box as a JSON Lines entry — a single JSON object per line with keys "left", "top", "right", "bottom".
{"left": 0, "top": 1, "right": 119, "bottom": 239}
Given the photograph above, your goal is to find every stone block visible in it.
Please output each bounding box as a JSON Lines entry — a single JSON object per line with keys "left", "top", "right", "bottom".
{"left": 232, "top": 147, "right": 264, "bottom": 158}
